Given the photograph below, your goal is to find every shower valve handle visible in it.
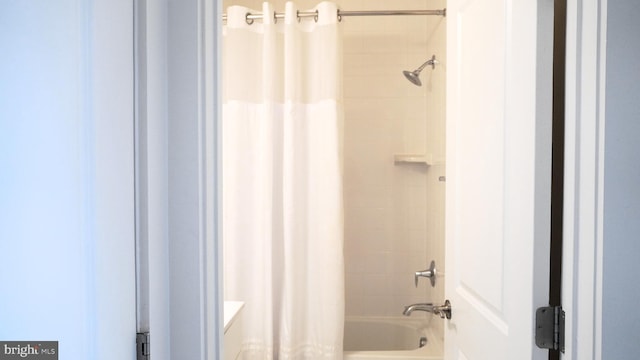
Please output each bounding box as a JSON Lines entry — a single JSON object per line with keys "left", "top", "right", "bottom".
{"left": 414, "top": 260, "right": 437, "bottom": 288}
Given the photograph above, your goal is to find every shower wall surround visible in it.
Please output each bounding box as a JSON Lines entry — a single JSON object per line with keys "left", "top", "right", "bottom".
{"left": 340, "top": 0, "right": 446, "bottom": 333}
{"left": 222, "top": 0, "right": 446, "bottom": 338}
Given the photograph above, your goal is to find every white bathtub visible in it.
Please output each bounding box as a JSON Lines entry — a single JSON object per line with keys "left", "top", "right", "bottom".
{"left": 343, "top": 316, "right": 443, "bottom": 360}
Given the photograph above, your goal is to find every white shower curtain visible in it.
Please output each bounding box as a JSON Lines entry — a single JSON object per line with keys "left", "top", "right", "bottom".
{"left": 222, "top": 2, "right": 344, "bottom": 359}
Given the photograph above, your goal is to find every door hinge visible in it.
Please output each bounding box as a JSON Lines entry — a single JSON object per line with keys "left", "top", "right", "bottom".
{"left": 535, "top": 306, "right": 565, "bottom": 353}
{"left": 137, "top": 332, "right": 150, "bottom": 360}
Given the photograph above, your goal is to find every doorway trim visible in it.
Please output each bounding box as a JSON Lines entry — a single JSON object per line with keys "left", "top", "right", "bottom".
{"left": 134, "top": 0, "right": 223, "bottom": 359}
{"left": 562, "top": 0, "right": 607, "bottom": 359}
{"left": 202, "top": 0, "right": 608, "bottom": 359}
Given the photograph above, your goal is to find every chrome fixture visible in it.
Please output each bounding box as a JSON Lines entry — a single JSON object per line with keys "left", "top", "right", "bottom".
{"left": 403, "top": 300, "right": 452, "bottom": 319}
{"left": 403, "top": 55, "right": 439, "bottom": 86}
{"left": 222, "top": 9, "right": 446, "bottom": 23}
{"left": 419, "top": 336, "right": 428, "bottom": 348}
{"left": 402, "top": 303, "right": 434, "bottom": 316}
{"left": 415, "top": 260, "right": 437, "bottom": 287}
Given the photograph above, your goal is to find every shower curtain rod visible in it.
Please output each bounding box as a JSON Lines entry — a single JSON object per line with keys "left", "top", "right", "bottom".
{"left": 222, "top": 9, "right": 446, "bottom": 23}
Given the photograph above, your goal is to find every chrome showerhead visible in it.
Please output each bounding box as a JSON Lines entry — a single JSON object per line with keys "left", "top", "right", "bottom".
{"left": 403, "top": 55, "right": 439, "bottom": 87}
{"left": 403, "top": 70, "right": 423, "bottom": 86}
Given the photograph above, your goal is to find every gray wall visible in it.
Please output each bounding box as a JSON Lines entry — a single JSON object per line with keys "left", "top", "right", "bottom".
{"left": 602, "top": 1, "right": 640, "bottom": 357}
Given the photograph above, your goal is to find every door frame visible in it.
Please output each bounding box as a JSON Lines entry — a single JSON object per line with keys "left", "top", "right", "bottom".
{"left": 134, "top": 0, "right": 223, "bottom": 359}
{"left": 561, "top": 0, "right": 607, "bottom": 359}
{"left": 134, "top": 0, "right": 608, "bottom": 358}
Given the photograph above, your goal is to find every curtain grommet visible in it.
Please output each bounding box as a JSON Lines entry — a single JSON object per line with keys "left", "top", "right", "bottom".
{"left": 245, "top": 12, "right": 254, "bottom": 25}
{"left": 314, "top": 10, "right": 319, "bottom": 22}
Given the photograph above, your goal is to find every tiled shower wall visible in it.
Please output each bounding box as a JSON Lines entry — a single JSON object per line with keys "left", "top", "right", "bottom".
{"left": 340, "top": 1, "right": 446, "bottom": 333}
{"left": 223, "top": 0, "right": 446, "bottom": 336}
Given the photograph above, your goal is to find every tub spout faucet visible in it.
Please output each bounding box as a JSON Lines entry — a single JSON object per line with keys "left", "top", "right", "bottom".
{"left": 403, "top": 303, "right": 434, "bottom": 316}
{"left": 403, "top": 300, "right": 452, "bottom": 319}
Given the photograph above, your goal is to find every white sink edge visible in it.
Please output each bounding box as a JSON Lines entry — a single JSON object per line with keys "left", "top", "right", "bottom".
{"left": 224, "top": 300, "right": 245, "bottom": 333}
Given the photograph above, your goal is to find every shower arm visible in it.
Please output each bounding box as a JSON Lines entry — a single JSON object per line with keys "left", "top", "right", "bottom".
{"left": 415, "top": 55, "right": 439, "bottom": 72}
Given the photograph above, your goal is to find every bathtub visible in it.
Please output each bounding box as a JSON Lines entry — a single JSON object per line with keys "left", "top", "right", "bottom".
{"left": 343, "top": 316, "right": 443, "bottom": 360}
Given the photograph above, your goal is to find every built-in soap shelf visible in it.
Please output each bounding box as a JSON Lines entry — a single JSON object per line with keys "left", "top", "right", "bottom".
{"left": 394, "top": 153, "right": 433, "bottom": 166}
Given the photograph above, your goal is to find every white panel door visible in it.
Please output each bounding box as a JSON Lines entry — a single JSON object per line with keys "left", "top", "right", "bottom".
{"left": 445, "top": 0, "right": 553, "bottom": 359}
{"left": 0, "top": 1, "right": 136, "bottom": 359}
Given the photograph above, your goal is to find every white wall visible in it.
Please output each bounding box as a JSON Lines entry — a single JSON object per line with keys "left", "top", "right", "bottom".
{"left": 0, "top": 1, "right": 136, "bottom": 358}
{"left": 602, "top": 1, "right": 640, "bottom": 357}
